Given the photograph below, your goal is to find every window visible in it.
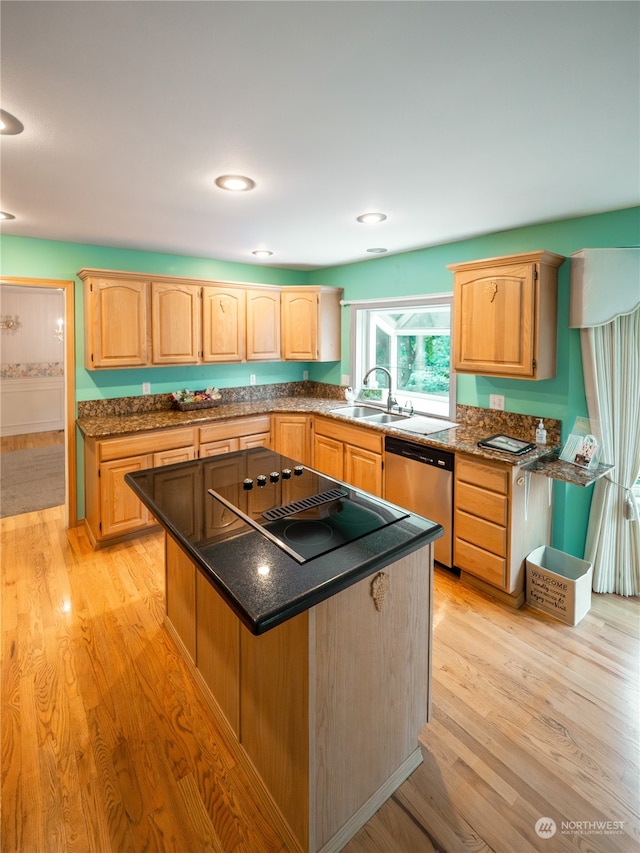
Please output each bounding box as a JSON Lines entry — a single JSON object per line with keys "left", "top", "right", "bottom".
{"left": 350, "top": 294, "right": 455, "bottom": 419}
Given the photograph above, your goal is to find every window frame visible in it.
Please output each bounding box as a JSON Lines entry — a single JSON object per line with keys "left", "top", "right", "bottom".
{"left": 348, "top": 292, "right": 456, "bottom": 420}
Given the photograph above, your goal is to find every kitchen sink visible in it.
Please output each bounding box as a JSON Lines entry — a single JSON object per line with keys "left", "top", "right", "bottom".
{"left": 329, "top": 406, "right": 409, "bottom": 424}
{"left": 329, "top": 405, "right": 383, "bottom": 418}
{"left": 362, "top": 412, "right": 408, "bottom": 424}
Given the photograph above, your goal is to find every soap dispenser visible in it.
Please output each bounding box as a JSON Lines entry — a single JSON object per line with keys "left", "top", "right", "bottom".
{"left": 536, "top": 419, "right": 547, "bottom": 444}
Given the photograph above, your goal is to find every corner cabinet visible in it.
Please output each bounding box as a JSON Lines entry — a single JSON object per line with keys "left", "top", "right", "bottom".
{"left": 454, "top": 453, "right": 552, "bottom": 606}
{"left": 448, "top": 250, "right": 565, "bottom": 379}
{"left": 281, "top": 287, "right": 342, "bottom": 361}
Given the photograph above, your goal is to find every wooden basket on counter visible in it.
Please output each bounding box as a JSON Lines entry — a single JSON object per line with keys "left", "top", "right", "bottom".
{"left": 170, "top": 388, "right": 222, "bottom": 411}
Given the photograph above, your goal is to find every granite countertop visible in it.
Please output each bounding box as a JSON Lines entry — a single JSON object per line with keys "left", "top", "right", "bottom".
{"left": 125, "top": 448, "right": 443, "bottom": 634}
{"left": 77, "top": 394, "right": 559, "bottom": 466}
{"left": 76, "top": 396, "right": 340, "bottom": 438}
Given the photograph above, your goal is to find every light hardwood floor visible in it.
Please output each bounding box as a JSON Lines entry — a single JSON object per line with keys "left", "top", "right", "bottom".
{"left": 0, "top": 430, "right": 65, "bottom": 453}
{"left": 1, "top": 506, "right": 638, "bottom": 852}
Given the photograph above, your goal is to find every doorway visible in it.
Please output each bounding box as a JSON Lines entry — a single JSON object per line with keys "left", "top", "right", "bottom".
{"left": 0, "top": 277, "right": 76, "bottom": 525}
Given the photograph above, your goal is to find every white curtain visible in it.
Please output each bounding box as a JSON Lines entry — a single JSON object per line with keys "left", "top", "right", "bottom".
{"left": 581, "top": 306, "right": 640, "bottom": 595}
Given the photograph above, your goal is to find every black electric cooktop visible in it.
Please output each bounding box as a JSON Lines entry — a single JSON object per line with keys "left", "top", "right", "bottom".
{"left": 207, "top": 447, "right": 409, "bottom": 563}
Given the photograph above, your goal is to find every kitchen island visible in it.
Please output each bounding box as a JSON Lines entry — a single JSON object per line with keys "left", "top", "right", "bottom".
{"left": 126, "top": 447, "right": 442, "bottom": 853}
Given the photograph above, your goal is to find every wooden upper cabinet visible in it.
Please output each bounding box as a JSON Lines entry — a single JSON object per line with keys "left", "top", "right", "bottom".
{"left": 246, "top": 288, "right": 281, "bottom": 361}
{"left": 151, "top": 282, "right": 200, "bottom": 364}
{"left": 448, "top": 251, "right": 565, "bottom": 379}
{"left": 81, "top": 269, "right": 342, "bottom": 367}
{"left": 81, "top": 273, "right": 148, "bottom": 368}
{"left": 202, "top": 285, "right": 246, "bottom": 362}
{"left": 281, "top": 287, "right": 342, "bottom": 361}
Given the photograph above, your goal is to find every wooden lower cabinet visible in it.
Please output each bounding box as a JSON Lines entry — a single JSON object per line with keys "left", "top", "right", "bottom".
{"left": 83, "top": 419, "right": 274, "bottom": 549}
{"left": 313, "top": 416, "right": 383, "bottom": 495}
{"left": 83, "top": 427, "right": 197, "bottom": 548}
{"left": 454, "top": 453, "right": 552, "bottom": 605}
{"left": 272, "top": 413, "right": 312, "bottom": 464}
{"left": 99, "top": 454, "right": 152, "bottom": 538}
{"left": 164, "top": 533, "right": 432, "bottom": 852}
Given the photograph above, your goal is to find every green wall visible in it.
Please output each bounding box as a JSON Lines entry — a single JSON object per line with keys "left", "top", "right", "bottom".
{"left": 0, "top": 237, "right": 312, "bottom": 399}
{"left": 2, "top": 206, "right": 638, "bottom": 558}
{"left": 309, "top": 205, "right": 640, "bottom": 558}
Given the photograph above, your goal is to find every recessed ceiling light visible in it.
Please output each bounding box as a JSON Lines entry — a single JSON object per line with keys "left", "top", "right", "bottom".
{"left": 252, "top": 250, "right": 273, "bottom": 258}
{"left": 0, "top": 211, "right": 16, "bottom": 220}
{"left": 0, "top": 110, "right": 24, "bottom": 135}
{"left": 366, "top": 247, "right": 387, "bottom": 254}
{"left": 357, "top": 212, "right": 387, "bottom": 224}
{"left": 215, "top": 174, "right": 256, "bottom": 192}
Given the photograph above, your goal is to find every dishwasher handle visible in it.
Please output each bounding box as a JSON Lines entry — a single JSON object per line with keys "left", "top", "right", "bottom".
{"left": 385, "top": 436, "right": 454, "bottom": 471}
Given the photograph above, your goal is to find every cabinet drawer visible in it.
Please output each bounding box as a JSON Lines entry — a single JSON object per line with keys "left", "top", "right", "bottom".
{"left": 454, "top": 538, "right": 506, "bottom": 588}
{"left": 99, "top": 427, "right": 196, "bottom": 461}
{"left": 199, "top": 416, "right": 271, "bottom": 444}
{"left": 455, "top": 509, "right": 506, "bottom": 557}
{"left": 314, "top": 417, "right": 383, "bottom": 454}
{"left": 456, "top": 481, "right": 508, "bottom": 526}
{"left": 456, "top": 456, "right": 509, "bottom": 494}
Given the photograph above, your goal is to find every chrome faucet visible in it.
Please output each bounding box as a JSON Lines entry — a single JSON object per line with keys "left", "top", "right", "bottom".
{"left": 362, "top": 366, "right": 397, "bottom": 412}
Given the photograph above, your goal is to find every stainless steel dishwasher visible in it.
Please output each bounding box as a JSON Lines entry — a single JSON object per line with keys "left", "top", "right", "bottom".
{"left": 384, "top": 436, "right": 454, "bottom": 568}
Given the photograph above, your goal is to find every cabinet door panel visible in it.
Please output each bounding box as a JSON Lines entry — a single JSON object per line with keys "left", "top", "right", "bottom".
{"left": 202, "top": 286, "right": 246, "bottom": 362}
{"left": 151, "top": 283, "right": 200, "bottom": 364}
{"left": 344, "top": 445, "right": 382, "bottom": 495}
{"left": 246, "top": 290, "right": 281, "bottom": 360}
{"left": 282, "top": 291, "right": 317, "bottom": 360}
{"left": 150, "top": 461, "right": 201, "bottom": 540}
{"left": 202, "top": 455, "right": 245, "bottom": 540}
{"left": 313, "top": 434, "right": 344, "bottom": 481}
{"left": 272, "top": 414, "right": 311, "bottom": 464}
{"left": 86, "top": 279, "right": 148, "bottom": 368}
{"left": 455, "top": 267, "right": 535, "bottom": 374}
{"left": 100, "top": 455, "right": 151, "bottom": 537}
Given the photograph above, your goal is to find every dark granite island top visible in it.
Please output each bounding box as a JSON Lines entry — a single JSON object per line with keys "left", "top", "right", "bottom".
{"left": 125, "top": 446, "right": 443, "bottom": 635}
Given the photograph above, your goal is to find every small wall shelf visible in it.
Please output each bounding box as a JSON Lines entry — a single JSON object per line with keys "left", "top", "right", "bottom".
{"left": 522, "top": 448, "right": 614, "bottom": 487}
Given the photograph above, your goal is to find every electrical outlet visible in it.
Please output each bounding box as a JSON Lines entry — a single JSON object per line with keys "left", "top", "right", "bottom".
{"left": 249, "top": 374, "right": 256, "bottom": 385}
{"left": 303, "top": 370, "right": 309, "bottom": 381}
{"left": 341, "top": 374, "right": 351, "bottom": 386}
{"left": 142, "top": 382, "right": 151, "bottom": 395}
{"left": 490, "top": 394, "right": 505, "bottom": 410}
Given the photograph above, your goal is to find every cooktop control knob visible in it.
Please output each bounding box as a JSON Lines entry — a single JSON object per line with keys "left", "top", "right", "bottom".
{"left": 294, "top": 465, "right": 304, "bottom": 476}
{"left": 269, "top": 471, "right": 280, "bottom": 483}
{"left": 242, "top": 478, "right": 253, "bottom": 490}
{"left": 256, "top": 474, "right": 267, "bottom": 487}
{"left": 281, "top": 468, "right": 292, "bottom": 479}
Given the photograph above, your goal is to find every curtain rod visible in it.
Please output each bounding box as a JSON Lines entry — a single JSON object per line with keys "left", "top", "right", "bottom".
{"left": 340, "top": 291, "right": 452, "bottom": 307}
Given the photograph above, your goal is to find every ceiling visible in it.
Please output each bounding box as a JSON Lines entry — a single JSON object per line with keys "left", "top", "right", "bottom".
{"left": 1, "top": 1, "right": 638, "bottom": 271}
